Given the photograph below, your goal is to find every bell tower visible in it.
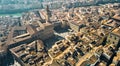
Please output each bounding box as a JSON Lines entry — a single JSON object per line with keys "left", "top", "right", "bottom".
{"left": 46, "top": 5, "right": 52, "bottom": 23}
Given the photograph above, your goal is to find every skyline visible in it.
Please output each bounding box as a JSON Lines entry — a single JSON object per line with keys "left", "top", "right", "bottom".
{"left": 0, "top": 0, "right": 120, "bottom": 14}
{"left": 0, "top": 0, "right": 120, "bottom": 66}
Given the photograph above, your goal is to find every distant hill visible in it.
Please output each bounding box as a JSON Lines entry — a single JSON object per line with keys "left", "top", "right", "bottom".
{"left": 0, "top": 0, "right": 120, "bottom": 14}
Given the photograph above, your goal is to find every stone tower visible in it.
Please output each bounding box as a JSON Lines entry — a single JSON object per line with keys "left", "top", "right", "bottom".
{"left": 46, "top": 5, "right": 52, "bottom": 23}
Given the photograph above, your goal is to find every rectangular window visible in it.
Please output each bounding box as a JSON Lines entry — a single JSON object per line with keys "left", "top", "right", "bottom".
{"left": 113, "top": 42, "right": 115, "bottom": 44}
{"left": 110, "top": 34, "right": 112, "bottom": 38}
{"left": 115, "top": 37, "right": 117, "bottom": 40}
